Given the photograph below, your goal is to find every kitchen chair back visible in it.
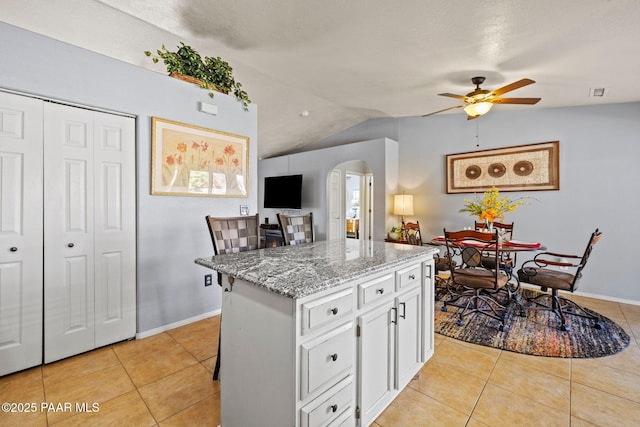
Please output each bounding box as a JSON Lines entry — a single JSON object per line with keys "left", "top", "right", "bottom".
{"left": 206, "top": 214, "right": 260, "bottom": 255}
{"left": 277, "top": 212, "right": 314, "bottom": 245}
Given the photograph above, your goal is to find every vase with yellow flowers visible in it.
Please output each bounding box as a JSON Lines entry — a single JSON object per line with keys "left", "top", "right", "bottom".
{"left": 459, "top": 186, "right": 530, "bottom": 231}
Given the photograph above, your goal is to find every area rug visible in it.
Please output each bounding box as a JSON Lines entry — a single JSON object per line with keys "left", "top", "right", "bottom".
{"left": 435, "top": 288, "right": 630, "bottom": 358}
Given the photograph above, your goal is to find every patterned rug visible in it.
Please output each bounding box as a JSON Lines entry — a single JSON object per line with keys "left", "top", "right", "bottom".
{"left": 435, "top": 288, "right": 630, "bottom": 358}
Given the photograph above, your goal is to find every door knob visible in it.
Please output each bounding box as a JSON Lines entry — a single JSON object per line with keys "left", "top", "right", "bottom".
{"left": 67, "top": 243, "right": 75, "bottom": 248}
{"left": 9, "top": 247, "right": 18, "bottom": 252}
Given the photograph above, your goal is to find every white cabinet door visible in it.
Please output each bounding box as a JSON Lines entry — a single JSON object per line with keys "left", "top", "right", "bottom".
{"left": 395, "top": 286, "right": 422, "bottom": 389}
{"left": 93, "top": 111, "right": 136, "bottom": 347}
{"left": 43, "top": 103, "right": 136, "bottom": 363}
{"left": 357, "top": 300, "right": 394, "bottom": 427}
{"left": 44, "top": 103, "right": 96, "bottom": 362}
{"left": 0, "top": 92, "right": 44, "bottom": 376}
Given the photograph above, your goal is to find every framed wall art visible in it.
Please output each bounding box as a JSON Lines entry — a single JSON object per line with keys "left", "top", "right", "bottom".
{"left": 445, "top": 141, "right": 559, "bottom": 193}
{"left": 151, "top": 117, "right": 249, "bottom": 197}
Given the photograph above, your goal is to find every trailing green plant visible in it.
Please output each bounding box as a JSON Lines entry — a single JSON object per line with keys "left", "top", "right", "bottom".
{"left": 144, "top": 42, "right": 251, "bottom": 110}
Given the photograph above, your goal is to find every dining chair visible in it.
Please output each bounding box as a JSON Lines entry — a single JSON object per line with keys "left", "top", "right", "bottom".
{"left": 404, "top": 221, "right": 422, "bottom": 246}
{"left": 442, "top": 229, "right": 510, "bottom": 331}
{"left": 517, "top": 228, "right": 602, "bottom": 331}
{"left": 474, "top": 221, "right": 516, "bottom": 273}
{"left": 205, "top": 213, "right": 260, "bottom": 380}
{"left": 277, "top": 212, "right": 314, "bottom": 245}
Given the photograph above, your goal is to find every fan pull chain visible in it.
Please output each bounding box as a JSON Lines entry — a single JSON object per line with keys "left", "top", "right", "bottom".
{"left": 475, "top": 121, "right": 480, "bottom": 147}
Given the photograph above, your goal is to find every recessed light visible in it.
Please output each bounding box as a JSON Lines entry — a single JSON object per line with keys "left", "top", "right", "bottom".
{"left": 300, "top": 110, "right": 310, "bottom": 117}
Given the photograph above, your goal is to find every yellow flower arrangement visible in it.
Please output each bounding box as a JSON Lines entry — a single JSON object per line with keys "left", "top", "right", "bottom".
{"left": 459, "top": 186, "right": 530, "bottom": 222}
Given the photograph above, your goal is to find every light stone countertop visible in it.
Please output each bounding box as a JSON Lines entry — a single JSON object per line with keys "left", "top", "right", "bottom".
{"left": 195, "top": 239, "right": 438, "bottom": 299}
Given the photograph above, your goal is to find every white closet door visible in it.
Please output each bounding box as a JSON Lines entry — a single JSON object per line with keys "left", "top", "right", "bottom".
{"left": 44, "top": 103, "right": 96, "bottom": 363}
{"left": 0, "top": 92, "right": 44, "bottom": 376}
{"left": 93, "top": 111, "right": 136, "bottom": 347}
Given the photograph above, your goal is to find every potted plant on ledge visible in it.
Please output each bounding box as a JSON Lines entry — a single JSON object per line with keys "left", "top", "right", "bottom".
{"left": 145, "top": 42, "right": 251, "bottom": 110}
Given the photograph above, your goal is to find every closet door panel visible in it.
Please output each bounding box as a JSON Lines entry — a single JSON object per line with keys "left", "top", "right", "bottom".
{"left": 94, "top": 112, "right": 136, "bottom": 346}
{"left": 44, "top": 103, "right": 95, "bottom": 363}
{"left": 0, "top": 92, "right": 43, "bottom": 376}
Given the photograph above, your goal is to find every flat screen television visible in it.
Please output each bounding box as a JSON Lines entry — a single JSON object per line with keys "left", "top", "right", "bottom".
{"left": 264, "top": 174, "right": 303, "bottom": 209}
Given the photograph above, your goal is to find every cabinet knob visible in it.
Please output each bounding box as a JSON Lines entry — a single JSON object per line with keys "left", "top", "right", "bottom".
{"left": 67, "top": 243, "right": 75, "bottom": 248}
{"left": 9, "top": 247, "right": 18, "bottom": 252}
{"left": 330, "top": 353, "right": 338, "bottom": 362}
{"left": 409, "top": 274, "right": 416, "bottom": 280}
{"left": 331, "top": 307, "right": 339, "bottom": 315}
{"left": 376, "top": 288, "right": 384, "bottom": 294}
{"left": 330, "top": 404, "right": 338, "bottom": 413}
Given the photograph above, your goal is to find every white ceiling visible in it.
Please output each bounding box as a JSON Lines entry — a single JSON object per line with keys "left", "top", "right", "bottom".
{"left": 3, "top": 0, "right": 640, "bottom": 158}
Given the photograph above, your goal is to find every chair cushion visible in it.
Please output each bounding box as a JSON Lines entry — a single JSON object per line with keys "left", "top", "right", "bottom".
{"left": 453, "top": 268, "right": 508, "bottom": 290}
{"left": 517, "top": 267, "right": 575, "bottom": 291}
{"left": 435, "top": 256, "right": 456, "bottom": 272}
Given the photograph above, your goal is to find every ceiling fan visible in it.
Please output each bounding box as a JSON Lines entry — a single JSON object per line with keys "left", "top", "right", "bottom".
{"left": 423, "top": 76, "right": 541, "bottom": 120}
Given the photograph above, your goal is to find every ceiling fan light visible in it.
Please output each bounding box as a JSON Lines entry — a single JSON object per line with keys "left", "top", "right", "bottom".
{"left": 464, "top": 101, "right": 493, "bottom": 117}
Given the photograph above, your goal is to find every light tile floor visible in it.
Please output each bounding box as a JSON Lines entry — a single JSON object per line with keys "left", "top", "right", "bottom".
{"left": 1, "top": 296, "right": 639, "bottom": 426}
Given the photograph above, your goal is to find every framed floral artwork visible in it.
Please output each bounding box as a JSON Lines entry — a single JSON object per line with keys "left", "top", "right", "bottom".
{"left": 151, "top": 117, "right": 249, "bottom": 197}
{"left": 445, "top": 141, "right": 559, "bottom": 193}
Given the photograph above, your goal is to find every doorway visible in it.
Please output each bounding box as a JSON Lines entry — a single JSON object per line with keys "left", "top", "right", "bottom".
{"left": 327, "top": 161, "right": 373, "bottom": 240}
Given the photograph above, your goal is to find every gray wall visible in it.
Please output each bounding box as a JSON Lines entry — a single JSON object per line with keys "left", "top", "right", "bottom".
{"left": 259, "top": 138, "right": 398, "bottom": 241}
{"left": 310, "top": 103, "right": 640, "bottom": 303}
{"left": 1, "top": 22, "right": 258, "bottom": 333}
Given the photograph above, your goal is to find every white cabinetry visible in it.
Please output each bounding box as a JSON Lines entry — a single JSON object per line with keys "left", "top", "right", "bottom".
{"left": 356, "top": 264, "right": 424, "bottom": 427}
{"left": 217, "top": 254, "right": 434, "bottom": 427}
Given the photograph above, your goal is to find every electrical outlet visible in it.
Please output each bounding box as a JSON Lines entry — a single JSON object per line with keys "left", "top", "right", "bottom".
{"left": 204, "top": 274, "right": 213, "bottom": 287}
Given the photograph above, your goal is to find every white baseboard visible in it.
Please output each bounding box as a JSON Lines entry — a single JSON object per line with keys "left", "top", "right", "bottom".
{"left": 136, "top": 309, "right": 221, "bottom": 339}
{"left": 519, "top": 283, "right": 640, "bottom": 306}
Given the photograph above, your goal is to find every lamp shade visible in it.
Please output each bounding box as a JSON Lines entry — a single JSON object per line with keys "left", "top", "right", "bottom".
{"left": 393, "top": 194, "right": 414, "bottom": 216}
{"left": 464, "top": 101, "right": 493, "bottom": 117}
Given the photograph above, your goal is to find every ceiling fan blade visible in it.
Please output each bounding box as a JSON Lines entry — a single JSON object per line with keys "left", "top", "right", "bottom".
{"left": 438, "top": 93, "right": 468, "bottom": 101}
{"left": 490, "top": 78, "right": 535, "bottom": 97}
{"left": 422, "top": 105, "right": 463, "bottom": 117}
{"left": 492, "top": 97, "right": 541, "bottom": 105}
{"left": 467, "top": 114, "right": 480, "bottom": 121}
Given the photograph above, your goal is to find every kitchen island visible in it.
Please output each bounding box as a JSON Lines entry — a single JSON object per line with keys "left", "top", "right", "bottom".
{"left": 196, "top": 239, "right": 438, "bottom": 427}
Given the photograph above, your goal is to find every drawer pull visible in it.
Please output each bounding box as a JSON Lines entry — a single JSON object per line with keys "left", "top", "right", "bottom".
{"left": 330, "top": 404, "right": 338, "bottom": 413}
{"left": 330, "top": 353, "right": 338, "bottom": 362}
{"left": 409, "top": 274, "right": 416, "bottom": 280}
{"left": 376, "top": 288, "right": 384, "bottom": 294}
{"left": 67, "top": 243, "right": 75, "bottom": 248}
{"left": 9, "top": 247, "right": 18, "bottom": 252}
{"left": 331, "top": 307, "right": 339, "bottom": 315}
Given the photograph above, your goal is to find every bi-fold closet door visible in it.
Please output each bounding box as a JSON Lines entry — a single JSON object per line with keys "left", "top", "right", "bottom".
{"left": 0, "top": 91, "right": 136, "bottom": 375}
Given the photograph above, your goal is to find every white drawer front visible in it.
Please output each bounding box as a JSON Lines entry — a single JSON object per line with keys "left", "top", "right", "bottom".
{"left": 302, "top": 288, "right": 353, "bottom": 334}
{"left": 301, "top": 377, "right": 354, "bottom": 427}
{"left": 396, "top": 263, "right": 421, "bottom": 291}
{"left": 301, "top": 322, "right": 354, "bottom": 400}
{"left": 358, "top": 274, "right": 394, "bottom": 309}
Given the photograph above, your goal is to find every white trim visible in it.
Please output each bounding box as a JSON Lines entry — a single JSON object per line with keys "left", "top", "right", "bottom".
{"left": 135, "top": 309, "right": 221, "bottom": 339}
{"left": 519, "top": 283, "right": 640, "bottom": 306}
{"left": 0, "top": 87, "right": 136, "bottom": 118}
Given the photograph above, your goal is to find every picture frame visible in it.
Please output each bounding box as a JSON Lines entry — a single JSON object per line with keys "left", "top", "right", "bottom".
{"left": 445, "top": 141, "right": 559, "bottom": 193}
{"left": 151, "top": 117, "right": 249, "bottom": 197}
